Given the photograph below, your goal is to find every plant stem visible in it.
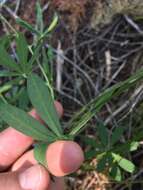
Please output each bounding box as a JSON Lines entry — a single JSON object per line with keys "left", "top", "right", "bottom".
{"left": 0, "top": 14, "right": 17, "bottom": 34}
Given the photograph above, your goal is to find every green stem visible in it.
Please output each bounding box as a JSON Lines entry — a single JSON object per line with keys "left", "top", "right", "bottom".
{"left": 0, "top": 14, "right": 17, "bottom": 34}
{"left": 0, "top": 94, "right": 7, "bottom": 103}
{"left": 37, "top": 62, "right": 54, "bottom": 99}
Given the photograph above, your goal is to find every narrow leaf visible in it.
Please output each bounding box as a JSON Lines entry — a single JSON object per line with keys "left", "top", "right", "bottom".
{"left": 46, "top": 13, "right": 58, "bottom": 33}
{"left": 36, "top": 1, "right": 43, "bottom": 33}
{"left": 42, "top": 48, "right": 52, "bottom": 81}
{"left": 42, "top": 13, "right": 58, "bottom": 38}
{"left": 0, "top": 103, "right": 56, "bottom": 142}
{"left": 0, "top": 77, "right": 22, "bottom": 94}
{"left": 16, "top": 18, "right": 40, "bottom": 35}
{"left": 112, "top": 153, "right": 135, "bottom": 173}
{"left": 27, "top": 74, "right": 62, "bottom": 137}
{"left": 34, "top": 143, "right": 48, "bottom": 167}
{"left": 69, "top": 68, "right": 143, "bottom": 136}
{"left": 0, "top": 46, "right": 20, "bottom": 72}
{"left": 28, "top": 44, "right": 41, "bottom": 66}
{"left": 16, "top": 33, "right": 28, "bottom": 71}
{"left": 18, "top": 87, "right": 29, "bottom": 109}
{"left": 0, "top": 34, "right": 12, "bottom": 47}
{"left": 0, "top": 71, "right": 20, "bottom": 77}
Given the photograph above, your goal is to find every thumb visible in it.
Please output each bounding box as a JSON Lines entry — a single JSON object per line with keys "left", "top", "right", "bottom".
{"left": 0, "top": 164, "right": 50, "bottom": 190}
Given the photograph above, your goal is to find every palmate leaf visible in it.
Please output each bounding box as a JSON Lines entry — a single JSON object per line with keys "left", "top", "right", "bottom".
{"left": 0, "top": 103, "right": 56, "bottom": 142}
{"left": 27, "top": 74, "right": 63, "bottom": 137}
{"left": 68, "top": 68, "right": 143, "bottom": 136}
{"left": 16, "top": 33, "right": 28, "bottom": 72}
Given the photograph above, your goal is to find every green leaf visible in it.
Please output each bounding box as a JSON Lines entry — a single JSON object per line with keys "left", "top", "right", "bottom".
{"left": 41, "top": 13, "right": 58, "bottom": 38}
{"left": 129, "top": 141, "right": 139, "bottom": 152}
{"left": 0, "top": 46, "right": 20, "bottom": 72}
{"left": 0, "top": 103, "right": 56, "bottom": 142}
{"left": 80, "top": 136, "right": 103, "bottom": 148}
{"left": 68, "top": 68, "right": 143, "bottom": 136}
{"left": 113, "top": 140, "right": 140, "bottom": 154}
{"left": 34, "top": 143, "right": 48, "bottom": 167}
{"left": 0, "top": 71, "right": 20, "bottom": 77}
{"left": 16, "top": 18, "right": 40, "bottom": 35}
{"left": 47, "top": 13, "right": 58, "bottom": 33}
{"left": 42, "top": 48, "right": 52, "bottom": 82}
{"left": 111, "top": 127, "right": 125, "bottom": 145}
{"left": 18, "top": 87, "right": 29, "bottom": 110}
{"left": 28, "top": 44, "right": 41, "bottom": 66}
{"left": 27, "top": 74, "right": 63, "bottom": 137}
{"left": 16, "top": 33, "right": 28, "bottom": 71}
{"left": 0, "top": 34, "right": 12, "bottom": 47}
{"left": 96, "top": 121, "right": 108, "bottom": 147}
{"left": 112, "top": 153, "right": 135, "bottom": 173}
{"left": 36, "top": 1, "right": 43, "bottom": 33}
{"left": 110, "top": 165, "right": 122, "bottom": 182}
{"left": 47, "top": 46, "right": 54, "bottom": 62}
{"left": 68, "top": 90, "right": 116, "bottom": 136}
{"left": 85, "top": 148, "right": 103, "bottom": 160}
{"left": 0, "top": 77, "right": 22, "bottom": 94}
{"left": 96, "top": 154, "right": 108, "bottom": 172}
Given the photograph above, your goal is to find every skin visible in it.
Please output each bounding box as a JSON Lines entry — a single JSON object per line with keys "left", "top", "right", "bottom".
{"left": 0, "top": 101, "right": 84, "bottom": 190}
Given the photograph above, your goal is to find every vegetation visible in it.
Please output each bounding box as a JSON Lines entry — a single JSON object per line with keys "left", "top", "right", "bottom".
{"left": 1, "top": 1, "right": 143, "bottom": 189}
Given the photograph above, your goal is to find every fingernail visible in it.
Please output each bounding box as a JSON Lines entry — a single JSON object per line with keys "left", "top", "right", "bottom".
{"left": 19, "top": 165, "right": 41, "bottom": 190}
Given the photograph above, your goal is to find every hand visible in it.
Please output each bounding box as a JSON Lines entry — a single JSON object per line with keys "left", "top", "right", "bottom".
{"left": 0, "top": 101, "right": 84, "bottom": 190}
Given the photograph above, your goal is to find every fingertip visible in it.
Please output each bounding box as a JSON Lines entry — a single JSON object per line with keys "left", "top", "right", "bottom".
{"left": 54, "top": 101, "right": 64, "bottom": 117}
{"left": 46, "top": 141, "right": 84, "bottom": 177}
{"left": 0, "top": 164, "right": 50, "bottom": 190}
{"left": 11, "top": 150, "right": 36, "bottom": 171}
{"left": 29, "top": 101, "right": 63, "bottom": 121}
{"left": 29, "top": 109, "right": 42, "bottom": 121}
{"left": 19, "top": 164, "right": 50, "bottom": 190}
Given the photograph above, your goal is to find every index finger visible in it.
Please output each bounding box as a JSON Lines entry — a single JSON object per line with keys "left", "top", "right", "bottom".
{"left": 0, "top": 101, "right": 63, "bottom": 171}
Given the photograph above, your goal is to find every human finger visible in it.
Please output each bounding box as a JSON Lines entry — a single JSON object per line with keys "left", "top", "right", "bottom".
{"left": 12, "top": 141, "right": 84, "bottom": 177}
{"left": 0, "top": 164, "right": 50, "bottom": 190}
{"left": 0, "top": 101, "right": 63, "bottom": 171}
